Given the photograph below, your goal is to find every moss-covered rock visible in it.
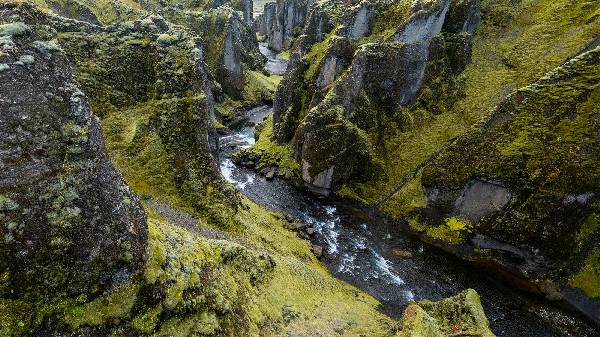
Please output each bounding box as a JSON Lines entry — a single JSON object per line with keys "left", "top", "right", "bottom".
{"left": 263, "top": 0, "right": 479, "bottom": 194}
{"left": 0, "top": 0, "right": 147, "bottom": 314}
{"left": 40, "top": 11, "right": 240, "bottom": 225}
{"left": 32, "top": 0, "right": 266, "bottom": 103}
{"left": 397, "top": 289, "right": 495, "bottom": 337}
{"left": 254, "top": 0, "right": 311, "bottom": 51}
{"left": 294, "top": 105, "right": 378, "bottom": 194}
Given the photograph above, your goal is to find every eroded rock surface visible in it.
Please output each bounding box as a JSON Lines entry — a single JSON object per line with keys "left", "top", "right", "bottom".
{"left": 267, "top": 0, "right": 480, "bottom": 193}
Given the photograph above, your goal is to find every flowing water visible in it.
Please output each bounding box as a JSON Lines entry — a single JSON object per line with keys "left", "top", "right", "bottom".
{"left": 217, "top": 44, "right": 598, "bottom": 337}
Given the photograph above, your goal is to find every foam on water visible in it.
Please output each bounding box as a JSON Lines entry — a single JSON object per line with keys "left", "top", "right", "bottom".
{"left": 220, "top": 159, "right": 254, "bottom": 190}
{"left": 373, "top": 250, "right": 405, "bottom": 286}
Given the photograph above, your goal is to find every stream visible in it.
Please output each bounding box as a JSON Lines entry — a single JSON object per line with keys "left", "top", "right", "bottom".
{"left": 218, "top": 43, "right": 597, "bottom": 336}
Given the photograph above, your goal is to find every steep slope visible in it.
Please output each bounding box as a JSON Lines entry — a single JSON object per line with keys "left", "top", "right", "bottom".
{"left": 50, "top": 12, "right": 239, "bottom": 225}
{"left": 0, "top": 2, "right": 501, "bottom": 336}
{"left": 30, "top": 0, "right": 269, "bottom": 106}
{"left": 0, "top": 2, "right": 149, "bottom": 331}
{"left": 413, "top": 46, "right": 600, "bottom": 324}
{"left": 246, "top": 0, "right": 600, "bottom": 201}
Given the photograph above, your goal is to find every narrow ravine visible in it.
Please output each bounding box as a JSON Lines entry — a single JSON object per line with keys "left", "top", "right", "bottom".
{"left": 218, "top": 44, "right": 597, "bottom": 337}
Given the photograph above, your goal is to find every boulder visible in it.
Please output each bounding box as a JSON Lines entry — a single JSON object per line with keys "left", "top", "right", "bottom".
{"left": 294, "top": 106, "right": 376, "bottom": 193}
{"left": 397, "top": 289, "right": 495, "bottom": 337}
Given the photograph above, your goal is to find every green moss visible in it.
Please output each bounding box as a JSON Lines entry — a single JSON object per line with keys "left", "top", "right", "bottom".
{"left": 409, "top": 217, "right": 473, "bottom": 246}
{"left": 144, "top": 222, "right": 167, "bottom": 284}
{"left": 575, "top": 207, "right": 600, "bottom": 252}
{"left": 276, "top": 50, "right": 290, "bottom": 61}
{"left": 156, "top": 311, "right": 220, "bottom": 336}
{"left": 421, "top": 46, "right": 600, "bottom": 257}
{"left": 370, "top": 0, "right": 412, "bottom": 39}
{"left": 237, "top": 114, "right": 300, "bottom": 173}
{"left": 304, "top": 31, "right": 338, "bottom": 82}
{"left": 241, "top": 69, "right": 280, "bottom": 106}
{"left": 131, "top": 305, "right": 162, "bottom": 334}
{"left": 156, "top": 33, "right": 178, "bottom": 45}
{"left": 337, "top": 0, "right": 600, "bottom": 217}
{"left": 426, "top": 221, "right": 470, "bottom": 245}
{"left": 569, "top": 250, "right": 600, "bottom": 298}
{"left": 0, "top": 195, "right": 18, "bottom": 211}
{"left": 412, "top": 289, "right": 494, "bottom": 337}
{"left": 63, "top": 283, "right": 140, "bottom": 329}
{"left": 0, "top": 299, "right": 32, "bottom": 337}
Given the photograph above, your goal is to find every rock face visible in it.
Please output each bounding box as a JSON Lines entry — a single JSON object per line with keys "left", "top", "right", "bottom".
{"left": 255, "top": 0, "right": 311, "bottom": 51}
{"left": 0, "top": 5, "right": 147, "bottom": 300}
{"left": 182, "top": 6, "right": 265, "bottom": 97}
{"left": 397, "top": 289, "right": 495, "bottom": 337}
{"left": 295, "top": 106, "right": 376, "bottom": 194}
{"left": 418, "top": 46, "right": 600, "bottom": 323}
{"left": 53, "top": 10, "right": 239, "bottom": 223}
{"left": 268, "top": 0, "right": 480, "bottom": 193}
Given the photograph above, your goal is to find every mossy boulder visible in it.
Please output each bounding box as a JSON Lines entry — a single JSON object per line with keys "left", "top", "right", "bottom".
{"left": 397, "top": 289, "right": 495, "bottom": 337}
{"left": 0, "top": 3, "right": 147, "bottom": 303}
{"left": 294, "top": 106, "right": 377, "bottom": 194}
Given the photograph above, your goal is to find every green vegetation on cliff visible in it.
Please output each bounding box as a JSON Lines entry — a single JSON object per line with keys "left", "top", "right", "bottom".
{"left": 363, "top": 0, "right": 600, "bottom": 217}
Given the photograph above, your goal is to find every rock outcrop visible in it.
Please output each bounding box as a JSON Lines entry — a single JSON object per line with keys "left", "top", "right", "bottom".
{"left": 255, "top": 0, "right": 311, "bottom": 51}
{"left": 266, "top": 0, "right": 480, "bottom": 194}
{"left": 397, "top": 289, "right": 495, "bottom": 337}
{"left": 34, "top": 0, "right": 265, "bottom": 102}
{"left": 416, "top": 46, "right": 600, "bottom": 324}
{"left": 52, "top": 10, "right": 239, "bottom": 223}
{"left": 0, "top": 3, "right": 147, "bottom": 301}
{"left": 182, "top": 6, "right": 265, "bottom": 98}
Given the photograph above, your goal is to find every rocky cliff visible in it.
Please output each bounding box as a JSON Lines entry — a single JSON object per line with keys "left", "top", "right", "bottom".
{"left": 50, "top": 12, "right": 239, "bottom": 225}
{"left": 1, "top": 0, "right": 147, "bottom": 320}
{"left": 32, "top": 0, "right": 266, "bottom": 104}
{"left": 245, "top": 0, "right": 600, "bottom": 326}
{"left": 259, "top": 0, "right": 479, "bottom": 194}
{"left": 0, "top": 3, "right": 394, "bottom": 336}
{"left": 255, "top": 0, "right": 311, "bottom": 51}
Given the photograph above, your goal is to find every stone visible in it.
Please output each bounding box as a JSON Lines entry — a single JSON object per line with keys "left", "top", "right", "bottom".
{"left": 312, "top": 244, "right": 324, "bottom": 258}
{"left": 392, "top": 250, "right": 413, "bottom": 259}
{"left": 266, "top": 168, "right": 276, "bottom": 180}
{"left": 452, "top": 179, "right": 512, "bottom": 224}
{"left": 397, "top": 289, "right": 495, "bottom": 337}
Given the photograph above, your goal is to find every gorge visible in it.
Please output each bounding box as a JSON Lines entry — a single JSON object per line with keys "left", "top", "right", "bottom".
{"left": 0, "top": 0, "right": 599, "bottom": 336}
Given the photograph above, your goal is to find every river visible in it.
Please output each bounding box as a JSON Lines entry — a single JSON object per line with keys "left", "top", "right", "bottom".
{"left": 217, "top": 43, "right": 598, "bottom": 337}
